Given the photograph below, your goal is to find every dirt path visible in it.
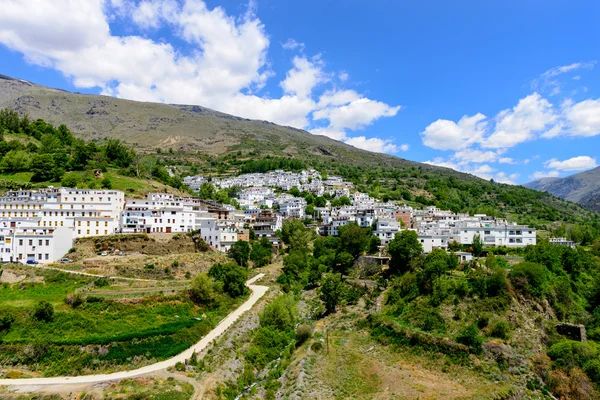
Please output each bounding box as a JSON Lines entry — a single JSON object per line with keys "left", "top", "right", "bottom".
{"left": 0, "top": 274, "right": 268, "bottom": 388}
{"left": 21, "top": 263, "right": 159, "bottom": 282}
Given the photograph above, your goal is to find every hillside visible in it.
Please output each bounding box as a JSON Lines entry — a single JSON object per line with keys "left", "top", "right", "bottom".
{"left": 0, "top": 74, "right": 417, "bottom": 169}
{"left": 525, "top": 167, "right": 600, "bottom": 212}
{"left": 1, "top": 73, "right": 598, "bottom": 228}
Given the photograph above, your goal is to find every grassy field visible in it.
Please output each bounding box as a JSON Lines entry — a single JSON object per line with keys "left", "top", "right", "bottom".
{"left": 0, "top": 266, "right": 246, "bottom": 377}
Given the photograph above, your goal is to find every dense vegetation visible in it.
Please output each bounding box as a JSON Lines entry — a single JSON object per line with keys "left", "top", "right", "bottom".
{"left": 0, "top": 268, "right": 247, "bottom": 376}
{"left": 0, "top": 108, "right": 184, "bottom": 191}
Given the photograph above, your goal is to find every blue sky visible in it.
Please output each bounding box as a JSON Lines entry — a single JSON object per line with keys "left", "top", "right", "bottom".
{"left": 1, "top": 0, "right": 600, "bottom": 184}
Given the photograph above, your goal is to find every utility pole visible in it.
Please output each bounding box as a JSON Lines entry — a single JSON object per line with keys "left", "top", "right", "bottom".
{"left": 326, "top": 328, "right": 329, "bottom": 354}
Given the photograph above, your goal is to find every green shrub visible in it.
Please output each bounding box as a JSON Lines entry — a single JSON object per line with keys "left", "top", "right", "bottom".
{"left": 311, "top": 341, "right": 323, "bottom": 352}
{"left": 490, "top": 320, "right": 510, "bottom": 339}
{"left": 405, "top": 306, "right": 447, "bottom": 334}
{"left": 477, "top": 314, "right": 490, "bottom": 329}
{"left": 0, "top": 314, "right": 14, "bottom": 330}
{"left": 457, "top": 323, "right": 482, "bottom": 354}
{"left": 94, "top": 278, "right": 109, "bottom": 287}
{"left": 144, "top": 264, "right": 155, "bottom": 270}
{"left": 295, "top": 324, "right": 312, "bottom": 345}
{"left": 33, "top": 300, "right": 54, "bottom": 322}
{"left": 509, "top": 262, "right": 548, "bottom": 298}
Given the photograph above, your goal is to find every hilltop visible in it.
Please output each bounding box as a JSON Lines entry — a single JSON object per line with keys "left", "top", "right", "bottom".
{"left": 525, "top": 167, "right": 600, "bottom": 212}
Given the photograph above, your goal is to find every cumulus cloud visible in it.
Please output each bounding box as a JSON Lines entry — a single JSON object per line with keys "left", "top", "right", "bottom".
{"left": 544, "top": 156, "right": 597, "bottom": 171}
{"left": 0, "top": 0, "right": 401, "bottom": 152}
{"left": 483, "top": 93, "right": 558, "bottom": 149}
{"left": 498, "top": 157, "right": 516, "bottom": 164}
{"left": 530, "top": 170, "right": 560, "bottom": 180}
{"left": 344, "top": 136, "right": 398, "bottom": 153}
{"left": 399, "top": 144, "right": 409, "bottom": 151}
{"left": 562, "top": 98, "right": 600, "bottom": 137}
{"left": 421, "top": 113, "right": 487, "bottom": 151}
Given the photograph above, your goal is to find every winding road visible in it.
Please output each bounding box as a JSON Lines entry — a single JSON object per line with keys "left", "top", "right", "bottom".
{"left": 0, "top": 274, "right": 268, "bottom": 387}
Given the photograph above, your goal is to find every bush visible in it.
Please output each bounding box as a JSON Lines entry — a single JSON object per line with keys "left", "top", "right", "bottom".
{"left": 311, "top": 341, "right": 323, "bottom": 352}
{"left": 33, "top": 300, "right": 54, "bottom": 322}
{"left": 0, "top": 314, "right": 14, "bottom": 330}
{"left": 94, "top": 278, "right": 110, "bottom": 287}
{"left": 457, "top": 323, "right": 482, "bottom": 354}
{"left": 509, "top": 262, "right": 548, "bottom": 298}
{"left": 490, "top": 320, "right": 510, "bottom": 339}
{"left": 477, "top": 314, "right": 490, "bottom": 329}
{"left": 65, "top": 293, "right": 84, "bottom": 308}
{"left": 189, "top": 272, "right": 214, "bottom": 304}
{"left": 295, "top": 324, "right": 312, "bottom": 345}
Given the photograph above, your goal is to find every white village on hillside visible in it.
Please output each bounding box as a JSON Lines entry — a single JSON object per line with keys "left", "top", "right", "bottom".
{"left": 0, "top": 170, "right": 542, "bottom": 264}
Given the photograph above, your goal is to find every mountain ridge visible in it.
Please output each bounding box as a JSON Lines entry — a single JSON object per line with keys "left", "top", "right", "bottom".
{"left": 524, "top": 166, "right": 600, "bottom": 212}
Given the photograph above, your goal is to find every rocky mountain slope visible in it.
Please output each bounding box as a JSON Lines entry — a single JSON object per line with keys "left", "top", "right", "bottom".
{"left": 525, "top": 167, "right": 600, "bottom": 212}
{"left": 0, "top": 74, "right": 419, "bottom": 170}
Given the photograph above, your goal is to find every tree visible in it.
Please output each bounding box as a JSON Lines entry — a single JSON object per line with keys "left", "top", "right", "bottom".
{"left": 314, "top": 196, "right": 327, "bottom": 207}
{"left": 289, "top": 228, "right": 313, "bottom": 252}
{"left": 448, "top": 240, "right": 462, "bottom": 252}
{"left": 369, "top": 235, "right": 381, "bottom": 254}
{"left": 250, "top": 237, "right": 273, "bottom": 267}
{"left": 320, "top": 273, "right": 344, "bottom": 314}
{"left": 1, "top": 149, "right": 31, "bottom": 172}
{"left": 228, "top": 240, "right": 251, "bottom": 267}
{"left": 388, "top": 230, "right": 423, "bottom": 274}
{"left": 198, "top": 182, "right": 217, "bottom": 200}
{"left": 101, "top": 177, "right": 113, "bottom": 189}
{"left": 209, "top": 262, "right": 248, "bottom": 298}
{"left": 33, "top": 300, "right": 54, "bottom": 322}
{"left": 281, "top": 219, "right": 305, "bottom": 245}
{"left": 338, "top": 223, "right": 370, "bottom": 258}
{"left": 472, "top": 233, "right": 484, "bottom": 257}
{"left": 61, "top": 172, "right": 81, "bottom": 188}
{"left": 189, "top": 272, "right": 214, "bottom": 304}
{"left": 30, "top": 153, "right": 63, "bottom": 182}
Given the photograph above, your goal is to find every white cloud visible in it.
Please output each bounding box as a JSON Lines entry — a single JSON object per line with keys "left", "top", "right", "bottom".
{"left": 339, "top": 71, "right": 349, "bottom": 81}
{"left": 344, "top": 136, "right": 398, "bottom": 153}
{"left": 0, "top": 0, "right": 400, "bottom": 151}
{"left": 131, "top": 0, "right": 178, "bottom": 29}
{"left": 530, "top": 170, "right": 560, "bottom": 180}
{"left": 399, "top": 144, "right": 409, "bottom": 152}
{"left": 310, "top": 127, "right": 347, "bottom": 141}
{"left": 280, "top": 56, "right": 328, "bottom": 98}
{"left": 533, "top": 61, "right": 596, "bottom": 94}
{"left": 421, "top": 113, "right": 487, "bottom": 151}
{"left": 544, "top": 156, "right": 597, "bottom": 171}
{"left": 282, "top": 38, "right": 304, "bottom": 51}
{"left": 314, "top": 97, "right": 400, "bottom": 131}
{"left": 498, "top": 157, "right": 516, "bottom": 164}
{"left": 483, "top": 93, "right": 558, "bottom": 149}
{"left": 493, "top": 172, "right": 519, "bottom": 185}
{"left": 562, "top": 98, "right": 600, "bottom": 137}
{"left": 453, "top": 149, "right": 498, "bottom": 164}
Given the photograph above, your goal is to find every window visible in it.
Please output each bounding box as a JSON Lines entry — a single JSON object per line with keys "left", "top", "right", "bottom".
{"left": 45, "top": 254, "right": 49, "bottom": 260}
{"left": 87, "top": 221, "right": 90, "bottom": 227}
{"left": 19, "top": 239, "right": 23, "bottom": 246}
{"left": 105, "top": 222, "right": 108, "bottom": 227}
{"left": 39, "top": 240, "right": 42, "bottom": 246}
{"left": 29, "top": 239, "right": 33, "bottom": 246}
{"left": 484, "top": 230, "right": 491, "bottom": 235}
{"left": 78, "top": 230, "right": 81, "bottom": 235}
{"left": 96, "top": 221, "right": 99, "bottom": 227}
{"left": 87, "top": 230, "right": 90, "bottom": 234}
{"left": 38, "top": 254, "right": 42, "bottom": 260}
{"left": 45, "top": 240, "right": 49, "bottom": 246}
{"left": 78, "top": 221, "right": 81, "bottom": 226}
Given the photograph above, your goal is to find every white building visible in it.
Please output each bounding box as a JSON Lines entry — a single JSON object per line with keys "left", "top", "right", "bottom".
{"left": 418, "top": 234, "right": 449, "bottom": 253}
{"left": 374, "top": 218, "right": 401, "bottom": 246}
{"left": 0, "top": 188, "right": 124, "bottom": 239}
{"left": 121, "top": 193, "right": 195, "bottom": 234}
{"left": 0, "top": 219, "right": 73, "bottom": 263}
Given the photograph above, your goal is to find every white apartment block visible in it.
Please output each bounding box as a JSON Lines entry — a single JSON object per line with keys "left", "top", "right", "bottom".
{"left": 0, "top": 219, "right": 73, "bottom": 263}
{"left": 374, "top": 218, "right": 401, "bottom": 246}
{"left": 0, "top": 188, "right": 124, "bottom": 239}
{"left": 418, "top": 234, "right": 449, "bottom": 253}
{"left": 121, "top": 193, "right": 195, "bottom": 234}
{"left": 450, "top": 223, "right": 536, "bottom": 247}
